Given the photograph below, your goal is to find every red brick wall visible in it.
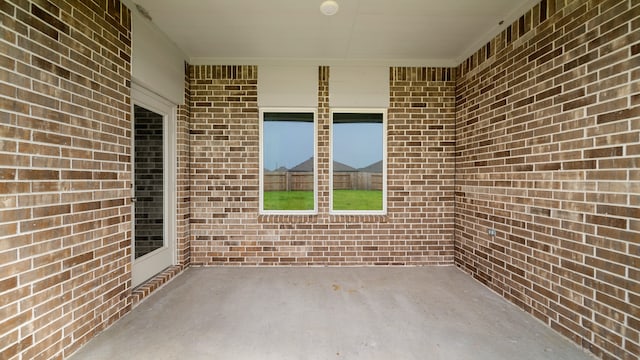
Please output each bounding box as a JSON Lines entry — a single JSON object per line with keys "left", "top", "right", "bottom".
{"left": 455, "top": 0, "right": 640, "bottom": 359}
{"left": 189, "top": 65, "right": 455, "bottom": 265}
{"left": 1, "top": 1, "right": 636, "bottom": 359}
{"left": 0, "top": 1, "right": 133, "bottom": 359}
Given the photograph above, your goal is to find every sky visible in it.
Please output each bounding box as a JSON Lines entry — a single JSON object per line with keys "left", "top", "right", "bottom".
{"left": 263, "top": 121, "right": 313, "bottom": 170}
{"left": 263, "top": 121, "right": 382, "bottom": 170}
{"left": 333, "top": 122, "right": 382, "bottom": 169}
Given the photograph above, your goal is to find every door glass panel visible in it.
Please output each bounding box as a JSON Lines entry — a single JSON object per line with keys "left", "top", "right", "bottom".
{"left": 134, "top": 105, "right": 164, "bottom": 258}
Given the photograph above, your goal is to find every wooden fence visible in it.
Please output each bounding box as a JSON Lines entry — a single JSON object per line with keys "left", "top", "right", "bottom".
{"left": 264, "top": 172, "right": 382, "bottom": 191}
{"left": 264, "top": 172, "right": 314, "bottom": 191}
{"left": 333, "top": 172, "right": 382, "bottom": 190}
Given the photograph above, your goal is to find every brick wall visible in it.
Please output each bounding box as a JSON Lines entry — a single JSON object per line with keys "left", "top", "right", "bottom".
{"left": 189, "top": 65, "right": 455, "bottom": 265}
{"left": 1, "top": 1, "right": 636, "bottom": 359}
{"left": 455, "top": 0, "right": 640, "bottom": 359}
{"left": 0, "top": 1, "right": 132, "bottom": 359}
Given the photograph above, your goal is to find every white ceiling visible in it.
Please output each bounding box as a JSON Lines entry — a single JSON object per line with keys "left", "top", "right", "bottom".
{"left": 133, "top": 0, "right": 539, "bottom": 66}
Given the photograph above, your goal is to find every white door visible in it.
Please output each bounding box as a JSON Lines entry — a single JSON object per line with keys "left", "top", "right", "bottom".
{"left": 131, "top": 83, "right": 176, "bottom": 287}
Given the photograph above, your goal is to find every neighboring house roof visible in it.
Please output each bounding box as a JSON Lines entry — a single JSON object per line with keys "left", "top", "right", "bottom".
{"left": 358, "top": 160, "right": 383, "bottom": 173}
{"left": 283, "top": 158, "right": 384, "bottom": 173}
{"left": 289, "top": 157, "right": 313, "bottom": 172}
{"left": 333, "top": 161, "right": 356, "bottom": 172}
{"left": 289, "top": 157, "right": 360, "bottom": 172}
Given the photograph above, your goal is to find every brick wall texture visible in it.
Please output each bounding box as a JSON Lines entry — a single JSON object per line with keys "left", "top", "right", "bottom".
{"left": 455, "top": 0, "right": 640, "bottom": 359}
{"left": 0, "top": 0, "right": 638, "bottom": 359}
{"left": 188, "top": 65, "right": 455, "bottom": 266}
{"left": 0, "top": 0, "right": 133, "bottom": 359}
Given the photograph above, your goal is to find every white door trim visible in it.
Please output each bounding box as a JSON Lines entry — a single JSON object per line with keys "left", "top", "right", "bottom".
{"left": 131, "top": 82, "right": 177, "bottom": 288}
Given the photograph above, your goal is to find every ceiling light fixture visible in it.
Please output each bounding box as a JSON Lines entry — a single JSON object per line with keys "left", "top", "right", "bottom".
{"left": 320, "top": 0, "right": 339, "bottom": 16}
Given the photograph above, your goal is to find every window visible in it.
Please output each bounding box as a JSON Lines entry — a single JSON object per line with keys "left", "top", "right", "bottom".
{"left": 330, "top": 110, "right": 386, "bottom": 214}
{"left": 260, "top": 109, "right": 317, "bottom": 214}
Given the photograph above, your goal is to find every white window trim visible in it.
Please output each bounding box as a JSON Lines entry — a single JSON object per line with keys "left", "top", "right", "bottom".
{"left": 259, "top": 108, "right": 318, "bottom": 215}
{"left": 329, "top": 108, "right": 387, "bottom": 215}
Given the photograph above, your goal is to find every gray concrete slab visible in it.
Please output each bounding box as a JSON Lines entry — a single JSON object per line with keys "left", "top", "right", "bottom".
{"left": 70, "top": 267, "right": 595, "bottom": 360}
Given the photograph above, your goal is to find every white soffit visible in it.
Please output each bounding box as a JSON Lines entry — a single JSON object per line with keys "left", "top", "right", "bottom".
{"left": 258, "top": 66, "right": 318, "bottom": 107}
{"left": 134, "top": 0, "right": 541, "bottom": 67}
{"left": 329, "top": 66, "right": 389, "bottom": 108}
{"left": 124, "top": 0, "right": 186, "bottom": 104}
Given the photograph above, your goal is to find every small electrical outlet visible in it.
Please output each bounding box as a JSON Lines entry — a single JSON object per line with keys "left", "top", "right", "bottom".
{"left": 487, "top": 228, "right": 497, "bottom": 236}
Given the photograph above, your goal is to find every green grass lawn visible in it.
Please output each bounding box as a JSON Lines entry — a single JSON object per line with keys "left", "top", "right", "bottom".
{"left": 264, "top": 191, "right": 314, "bottom": 210}
{"left": 332, "top": 190, "right": 382, "bottom": 210}
{"left": 263, "top": 190, "right": 382, "bottom": 211}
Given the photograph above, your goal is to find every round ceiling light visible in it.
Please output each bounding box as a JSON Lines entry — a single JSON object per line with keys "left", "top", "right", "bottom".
{"left": 320, "top": 0, "right": 339, "bottom": 16}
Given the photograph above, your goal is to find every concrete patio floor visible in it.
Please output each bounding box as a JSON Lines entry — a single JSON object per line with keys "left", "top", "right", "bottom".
{"left": 70, "top": 267, "right": 595, "bottom": 360}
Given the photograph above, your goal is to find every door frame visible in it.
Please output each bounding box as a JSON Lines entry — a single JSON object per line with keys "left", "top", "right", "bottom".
{"left": 131, "top": 82, "right": 177, "bottom": 287}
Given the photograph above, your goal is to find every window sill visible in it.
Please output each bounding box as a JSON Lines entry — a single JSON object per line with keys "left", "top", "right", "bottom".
{"left": 329, "top": 215, "right": 389, "bottom": 223}
{"left": 258, "top": 215, "right": 319, "bottom": 224}
{"left": 257, "top": 214, "right": 389, "bottom": 224}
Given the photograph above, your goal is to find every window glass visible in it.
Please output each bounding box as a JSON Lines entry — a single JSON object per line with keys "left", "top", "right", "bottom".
{"left": 331, "top": 111, "right": 386, "bottom": 213}
{"left": 261, "top": 111, "right": 316, "bottom": 213}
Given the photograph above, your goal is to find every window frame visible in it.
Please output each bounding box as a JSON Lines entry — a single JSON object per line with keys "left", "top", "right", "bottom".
{"left": 329, "top": 108, "right": 387, "bottom": 215}
{"left": 259, "top": 107, "right": 318, "bottom": 215}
